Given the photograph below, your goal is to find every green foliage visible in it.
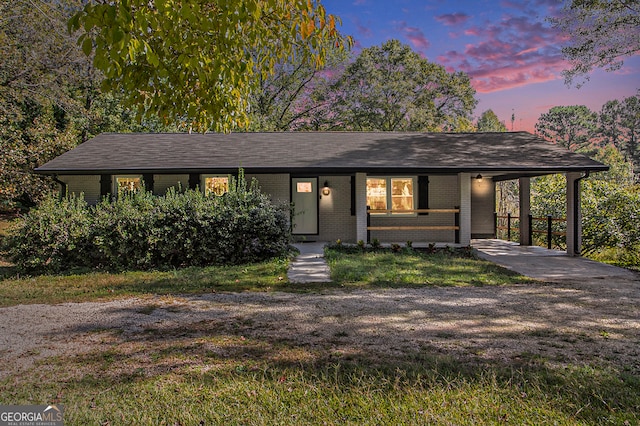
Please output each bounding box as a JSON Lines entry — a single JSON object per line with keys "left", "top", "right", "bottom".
{"left": 550, "top": 0, "right": 640, "bottom": 86}
{"left": 597, "top": 92, "right": 640, "bottom": 176}
{"left": 247, "top": 47, "right": 348, "bottom": 131}
{"left": 535, "top": 105, "right": 598, "bottom": 151}
{"left": 531, "top": 146, "right": 640, "bottom": 262}
{"left": 71, "top": 0, "right": 352, "bottom": 132}
{"left": 3, "top": 173, "right": 291, "bottom": 272}
{"left": 330, "top": 40, "right": 477, "bottom": 131}
{"left": 0, "top": 0, "right": 171, "bottom": 210}
{"left": 476, "top": 109, "right": 507, "bottom": 132}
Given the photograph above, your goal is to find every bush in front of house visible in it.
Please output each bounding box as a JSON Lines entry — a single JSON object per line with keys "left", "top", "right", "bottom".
{"left": 3, "top": 173, "right": 291, "bottom": 272}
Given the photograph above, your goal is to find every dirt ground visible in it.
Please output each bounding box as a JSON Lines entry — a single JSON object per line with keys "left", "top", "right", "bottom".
{"left": 1, "top": 272, "right": 638, "bottom": 380}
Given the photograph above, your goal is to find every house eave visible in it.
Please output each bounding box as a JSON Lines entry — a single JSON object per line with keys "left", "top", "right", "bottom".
{"left": 34, "top": 164, "right": 610, "bottom": 177}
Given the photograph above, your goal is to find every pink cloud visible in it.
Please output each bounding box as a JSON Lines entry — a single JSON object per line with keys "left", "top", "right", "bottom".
{"left": 354, "top": 17, "right": 373, "bottom": 38}
{"left": 434, "top": 12, "right": 470, "bottom": 26}
{"left": 440, "top": 14, "right": 569, "bottom": 92}
{"left": 395, "top": 21, "right": 430, "bottom": 53}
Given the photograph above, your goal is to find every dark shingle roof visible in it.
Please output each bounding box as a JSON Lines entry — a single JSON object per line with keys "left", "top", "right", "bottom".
{"left": 35, "top": 131, "right": 608, "bottom": 176}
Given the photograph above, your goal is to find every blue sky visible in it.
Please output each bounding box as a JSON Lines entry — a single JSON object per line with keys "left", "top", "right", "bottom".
{"left": 322, "top": 0, "right": 639, "bottom": 132}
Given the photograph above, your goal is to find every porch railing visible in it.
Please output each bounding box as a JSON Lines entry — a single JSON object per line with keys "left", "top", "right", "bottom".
{"left": 495, "top": 213, "right": 566, "bottom": 249}
{"left": 367, "top": 207, "right": 460, "bottom": 244}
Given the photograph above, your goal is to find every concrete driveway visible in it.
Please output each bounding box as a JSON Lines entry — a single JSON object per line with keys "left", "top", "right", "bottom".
{"left": 473, "top": 239, "right": 639, "bottom": 282}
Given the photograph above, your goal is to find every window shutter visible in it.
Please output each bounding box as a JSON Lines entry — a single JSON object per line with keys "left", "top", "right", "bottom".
{"left": 418, "top": 175, "right": 429, "bottom": 215}
{"left": 188, "top": 174, "right": 200, "bottom": 190}
{"left": 143, "top": 173, "right": 154, "bottom": 192}
{"left": 100, "top": 174, "right": 112, "bottom": 198}
{"left": 350, "top": 176, "right": 356, "bottom": 216}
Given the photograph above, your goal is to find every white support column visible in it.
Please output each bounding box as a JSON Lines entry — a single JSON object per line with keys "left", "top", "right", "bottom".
{"left": 566, "top": 172, "right": 582, "bottom": 256}
{"left": 355, "top": 172, "right": 368, "bottom": 243}
{"left": 458, "top": 173, "right": 471, "bottom": 246}
{"left": 519, "top": 177, "right": 531, "bottom": 246}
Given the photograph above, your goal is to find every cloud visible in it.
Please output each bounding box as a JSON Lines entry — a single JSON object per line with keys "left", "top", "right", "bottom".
{"left": 434, "top": 12, "right": 470, "bottom": 26}
{"left": 439, "top": 13, "right": 569, "bottom": 92}
{"left": 394, "top": 21, "right": 430, "bottom": 53}
{"left": 353, "top": 17, "right": 373, "bottom": 38}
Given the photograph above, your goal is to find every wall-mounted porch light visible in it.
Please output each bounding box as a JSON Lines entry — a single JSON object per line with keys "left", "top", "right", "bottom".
{"left": 321, "top": 181, "right": 331, "bottom": 196}
{"left": 475, "top": 174, "right": 483, "bottom": 182}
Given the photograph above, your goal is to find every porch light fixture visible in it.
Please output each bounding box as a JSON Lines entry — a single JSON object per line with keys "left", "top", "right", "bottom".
{"left": 475, "top": 174, "right": 483, "bottom": 181}
{"left": 322, "top": 181, "right": 331, "bottom": 196}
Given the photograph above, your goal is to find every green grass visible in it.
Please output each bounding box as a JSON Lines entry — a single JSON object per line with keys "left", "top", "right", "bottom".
{"left": 2, "top": 329, "right": 638, "bottom": 425}
{"left": 1, "top": 234, "right": 637, "bottom": 424}
{"left": 0, "top": 260, "right": 292, "bottom": 307}
{"left": 589, "top": 247, "right": 640, "bottom": 272}
{"left": 325, "top": 247, "right": 532, "bottom": 287}
{"left": 0, "top": 242, "right": 530, "bottom": 307}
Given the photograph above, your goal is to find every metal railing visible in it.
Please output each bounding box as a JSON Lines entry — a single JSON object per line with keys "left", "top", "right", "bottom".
{"left": 495, "top": 213, "right": 566, "bottom": 249}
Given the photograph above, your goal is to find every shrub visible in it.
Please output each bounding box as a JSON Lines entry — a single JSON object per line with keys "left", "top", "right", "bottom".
{"left": 3, "top": 172, "right": 291, "bottom": 272}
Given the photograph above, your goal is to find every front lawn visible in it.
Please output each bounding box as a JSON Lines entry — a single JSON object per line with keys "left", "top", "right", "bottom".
{"left": 0, "top": 245, "right": 530, "bottom": 307}
{"left": 325, "top": 246, "right": 531, "bottom": 287}
{"left": 0, "top": 259, "right": 291, "bottom": 307}
{"left": 2, "top": 320, "right": 638, "bottom": 425}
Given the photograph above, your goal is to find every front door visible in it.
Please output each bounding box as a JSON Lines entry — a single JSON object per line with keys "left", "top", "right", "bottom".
{"left": 291, "top": 177, "right": 318, "bottom": 235}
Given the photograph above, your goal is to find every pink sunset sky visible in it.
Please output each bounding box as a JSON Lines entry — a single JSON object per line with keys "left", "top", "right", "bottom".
{"left": 322, "top": 0, "right": 639, "bottom": 132}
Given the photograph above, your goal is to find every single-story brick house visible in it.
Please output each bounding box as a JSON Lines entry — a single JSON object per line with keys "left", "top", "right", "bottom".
{"left": 35, "top": 131, "right": 608, "bottom": 255}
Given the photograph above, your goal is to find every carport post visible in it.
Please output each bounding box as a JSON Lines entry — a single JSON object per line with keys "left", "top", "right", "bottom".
{"left": 355, "top": 172, "right": 368, "bottom": 243}
{"left": 458, "top": 173, "right": 471, "bottom": 246}
{"left": 519, "top": 177, "right": 531, "bottom": 246}
{"left": 566, "top": 172, "right": 583, "bottom": 256}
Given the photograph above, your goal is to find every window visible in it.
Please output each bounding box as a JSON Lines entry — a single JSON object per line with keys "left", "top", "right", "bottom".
{"left": 296, "top": 181, "right": 313, "bottom": 193}
{"left": 203, "top": 175, "right": 229, "bottom": 196}
{"left": 367, "top": 177, "right": 416, "bottom": 215}
{"left": 115, "top": 176, "right": 142, "bottom": 196}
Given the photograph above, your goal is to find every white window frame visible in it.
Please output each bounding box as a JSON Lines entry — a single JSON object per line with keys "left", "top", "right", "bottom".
{"left": 114, "top": 175, "right": 143, "bottom": 196}
{"left": 367, "top": 176, "right": 417, "bottom": 217}
{"left": 201, "top": 175, "right": 229, "bottom": 196}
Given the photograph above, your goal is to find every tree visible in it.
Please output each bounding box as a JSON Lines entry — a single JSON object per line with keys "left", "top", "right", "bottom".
{"left": 550, "top": 0, "right": 640, "bottom": 86}
{"left": 329, "top": 40, "right": 477, "bottom": 131}
{"left": 531, "top": 146, "right": 639, "bottom": 263}
{"left": 476, "top": 109, "right": 507, "bottom": 132}
{"left": 0, "top": 0, "right": 89, "bottom": 208}
{"left": 596, "top": 92, "right": 640, "bottom": 175}
{"left": 247, "top": 48, "right": 348, "bottom": 131}
{"left": 71, "top": 0, "right": 351, "bottom": 132}
{"left": 535, "top": 105, "right": 598, "bottom": 151}
{"left": 0, "top": 0, "right": 169, "bottom": 209}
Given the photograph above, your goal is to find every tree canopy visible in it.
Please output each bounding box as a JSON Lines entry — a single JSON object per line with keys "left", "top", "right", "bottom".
{"left": 0, "top": 0, "right": 170, "bottom": 209}
{"left": 535, "top": 105, "right": 598, "bottom": 152}
{"left": 550, "top": 0, "right": 640, "bottom": 86}
{"left": 597, "top": 92, "right": 640, "bottom": 169}
{"left": 71, "top": 0, "right": 352, "bottom": 132}
{"left": 476, "top": 109, "right": 507, "bottom": 132}
{"left": 330, "top": 40, "right": 477, "bottom": 131}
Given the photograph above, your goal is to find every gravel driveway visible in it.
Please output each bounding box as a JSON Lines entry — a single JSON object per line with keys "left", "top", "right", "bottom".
{"left": 1, "top": 272, "right": 638, "bottom": 380}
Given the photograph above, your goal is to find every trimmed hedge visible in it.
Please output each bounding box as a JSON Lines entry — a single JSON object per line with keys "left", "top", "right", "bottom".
{"left": 3, "top": 173, "right": 291, "bottom": 272}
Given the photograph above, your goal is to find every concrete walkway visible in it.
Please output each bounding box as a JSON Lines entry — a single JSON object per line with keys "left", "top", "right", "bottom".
{"left": 287, "top": 239, "right": 638, "bottom": 285}
{"left": 472, "top": 239, "right": 639, "bottom": 282}
{"left": 288, "top": 242, "right": 332, "bottom": 283}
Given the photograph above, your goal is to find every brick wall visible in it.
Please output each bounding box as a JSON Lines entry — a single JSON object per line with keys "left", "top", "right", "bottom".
{"left": 317, "top": 175, "right": 356, "bottom": 242}
{"left": 59, "top": 175, "right": 101, "bottom": 204}
{"left": 246, "top": 174, "right": 290, "bottom": 206}
{"left": 471, "top": 177, "right": 495, "bottom": 237}
{"left": 153, "top": 174, "right": 189, "bottom": 195}
{"left": 368, "top": 175, "right": 459, "bottom": 243}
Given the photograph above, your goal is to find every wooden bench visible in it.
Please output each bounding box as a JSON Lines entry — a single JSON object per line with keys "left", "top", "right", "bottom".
{"left": 366, "top": 208, "right": 460, "bottom": 243}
